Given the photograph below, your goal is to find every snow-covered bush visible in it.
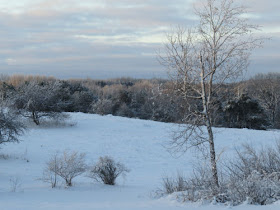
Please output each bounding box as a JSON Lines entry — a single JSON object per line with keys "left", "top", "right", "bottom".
{"left": 225, "top": 143, "right": 280, "bottom": 205}
{"left": 88, "top": 156, "right": 129, "bottom": 185}
{"left": 41, "top": 153, "right": 59, "bottom": 188}
{"left": 44, "top": 151, "right": 86, "bottom": 187}
{"left": 158, "top": 173, "right": 188, "bottom": 196}
{"left": 225, "top": 170, "right": 280, "bottom": 205}
{"left": 159, "top": 166, "right": 218, "bottom": 202}
{"left": 159, "top": 143, "right": 280, "bottom": 205}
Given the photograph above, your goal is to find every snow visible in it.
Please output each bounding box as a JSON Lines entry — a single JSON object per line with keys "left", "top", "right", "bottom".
{"left": 0, "top": 113, "right": 279, "bottom": 210}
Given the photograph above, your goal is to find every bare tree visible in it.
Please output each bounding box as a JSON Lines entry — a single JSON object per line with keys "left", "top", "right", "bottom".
{"left": 159, "top": 0, "right": 263, "bottom": 193}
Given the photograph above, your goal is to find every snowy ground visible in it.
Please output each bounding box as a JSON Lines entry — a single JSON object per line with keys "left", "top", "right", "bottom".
{"left": 0, "top": 113, "right": 279, "bottom": 210}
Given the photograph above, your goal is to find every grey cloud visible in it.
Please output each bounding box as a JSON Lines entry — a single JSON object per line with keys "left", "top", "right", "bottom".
{"left": 245, "top": 0, "right": 280, "bottom": 14}
{"left": 0, "top": 55, "right": 165, "bottom": 79}
{"left": 247, "top": 34, "right": 280, "bottom": 76}
{"left": 0, "top": 0, "right": 279, "bottom": 79}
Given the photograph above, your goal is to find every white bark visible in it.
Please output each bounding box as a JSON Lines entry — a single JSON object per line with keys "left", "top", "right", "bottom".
{"left": 159, "top": 0, "right": 263, "bottom": 192}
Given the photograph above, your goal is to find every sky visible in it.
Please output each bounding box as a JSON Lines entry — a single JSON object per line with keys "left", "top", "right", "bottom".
{"left": 0, "top": 0, "right": 279, "bottom": 79}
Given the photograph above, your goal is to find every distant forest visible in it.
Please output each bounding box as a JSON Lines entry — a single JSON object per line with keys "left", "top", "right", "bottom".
{"left": 0, "top": 73, "right": 279, "bottom": 129}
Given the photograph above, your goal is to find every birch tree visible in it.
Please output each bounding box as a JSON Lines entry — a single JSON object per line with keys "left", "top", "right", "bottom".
{"left": 159, "top": 0, "right": 263, "bottom": 194}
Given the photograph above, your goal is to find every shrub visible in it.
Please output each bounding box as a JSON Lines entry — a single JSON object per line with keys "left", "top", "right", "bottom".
{"left": 88, "top": 156, "right": 129, "bottom": 185}
{"left": 225, "top": 143, "right": 280, "bottom": 205}
{"left": 159, "top": 166, "right": 217, "bottom": 202}
{"left": 43, "top": 151, "right": 86, "bottom": 187}
{"left": 159, "top": 142, "right": 280, "bottom": 205}
{"left": 158, "top": 173, "right": 187, "bottom": 196}
{"left": 41, "top": 153, "right": 59, "bottom": 188}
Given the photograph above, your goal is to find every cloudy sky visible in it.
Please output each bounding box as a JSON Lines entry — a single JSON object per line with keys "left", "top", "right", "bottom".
{"left": 0, "top": 0, "right": 279, "bottom": 79}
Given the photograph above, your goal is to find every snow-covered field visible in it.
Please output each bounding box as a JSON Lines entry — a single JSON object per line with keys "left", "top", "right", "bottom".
{"left": 0, "top": 113, "right": 280, "bottom": 210}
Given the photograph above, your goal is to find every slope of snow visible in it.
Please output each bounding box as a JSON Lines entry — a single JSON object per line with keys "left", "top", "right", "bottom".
{"left": 0, "top": 113, "right": 279, "bottom": 210}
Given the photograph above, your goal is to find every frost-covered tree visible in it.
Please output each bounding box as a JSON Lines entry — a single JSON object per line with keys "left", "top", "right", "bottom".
{"left": 12, "top": 80, "right": 68, "bottom": 125}
{"left": 0, "top": 107, "right": 25, "bottom": 145}
{"left": 159, "top": 0, "right": 263, "bottom": 193}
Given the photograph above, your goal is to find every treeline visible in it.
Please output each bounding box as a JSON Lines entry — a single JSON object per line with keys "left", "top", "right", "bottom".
{"left": 0, "top": 73, "right": 279, "bottom": 129}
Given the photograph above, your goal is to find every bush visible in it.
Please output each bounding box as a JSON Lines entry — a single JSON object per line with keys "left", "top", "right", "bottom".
{"left": 41, "top": 153, "right": 59, "bottom": 188}
{"left": 159, "top": 166, "right": 217, "bottom": 202}
{"left": 43, "top": 151, "right": 86, "bottom": 187}
{"left": 159, "top": 173, "right": 187, "bottom": 196}
{"left": 159, "top": 143, "right": 280, "bottom": 205}
{"left": 88, "top": 156, "right": 129, "bottom": 185}
{"left": 225, "top": 143, "right": 280, "bottom": 205}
